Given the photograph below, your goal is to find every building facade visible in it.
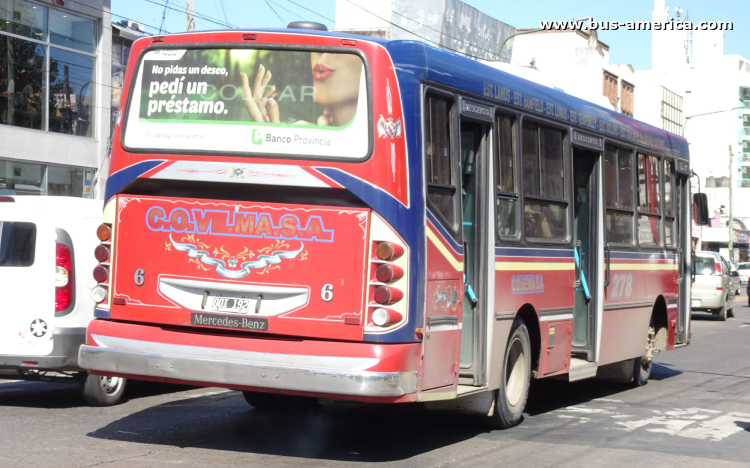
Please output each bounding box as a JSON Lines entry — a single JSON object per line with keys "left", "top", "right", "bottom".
{"left": 0, "top": 0, "right": 111, "bottom": 198}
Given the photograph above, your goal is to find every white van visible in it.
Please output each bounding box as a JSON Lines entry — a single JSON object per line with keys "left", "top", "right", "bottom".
{"left": 0, "top": 196, "right": 126, "bottom": 405}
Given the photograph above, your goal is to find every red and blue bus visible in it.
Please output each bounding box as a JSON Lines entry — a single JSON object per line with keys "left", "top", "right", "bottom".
{"left": 80, "top": 23, "right": 705, "bottom": 426}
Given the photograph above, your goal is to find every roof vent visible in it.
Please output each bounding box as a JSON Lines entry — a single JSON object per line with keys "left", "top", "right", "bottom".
{"left": 287, "top": 21, "right": 327, "bottom": 31}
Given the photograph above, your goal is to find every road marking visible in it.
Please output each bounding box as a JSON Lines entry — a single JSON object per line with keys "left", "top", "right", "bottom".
{"left": 740, "top": 324, "right": 749, "bottom": 328}
{"left": 553, "top": 402, "right": 750, "bottom": 442}
{"left": 0, "top": 380, "right": 20, "bottom": 385}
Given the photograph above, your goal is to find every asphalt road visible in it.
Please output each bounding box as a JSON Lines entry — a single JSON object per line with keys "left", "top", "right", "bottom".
{"left": 1, "top": 301, "right": 749, "bottom": 468}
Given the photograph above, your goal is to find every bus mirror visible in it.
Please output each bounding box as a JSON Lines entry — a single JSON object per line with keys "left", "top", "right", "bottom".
{"left": 693, "top": 193, "right": 709, "bottom": 226}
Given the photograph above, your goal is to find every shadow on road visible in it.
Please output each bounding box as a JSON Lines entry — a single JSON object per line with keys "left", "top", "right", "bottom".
{"left": 0, "top": 379, "right": 194, "bottom": 409}
{"left": 87, "top": 392, "right": 488, "bottom": 462}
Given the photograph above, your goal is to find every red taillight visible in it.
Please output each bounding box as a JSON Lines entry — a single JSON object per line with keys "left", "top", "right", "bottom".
{"left": 55, "top": 243, "right": 73, "bottom": 312}
{"left": 243, "top": 33, "right": 257, "bottom": 40}
{"left": 93, "top": 265, "right": 109, "bottom": 283}
{"left": 94, "top": 244, "right": 110, "bottom": 262}
{"left": 716, "top": 286, "right": 724, "bottom": 291}
{"left": 373, "top": 285, "right": 404, "bottom": 305}
{"left": 375, "top": 242, "right": 404, "bottom": 261}
{"left": 152, "top": 36, "right": 164, "bottom": 43}
{"left": 714, "top": 261, "right": 722, "bottom": 277}
{"left": 0, "top": 196, "right": 14, "bottom": 202}
{"left": 375, "top": 263, "right": 404, "bottom": 283}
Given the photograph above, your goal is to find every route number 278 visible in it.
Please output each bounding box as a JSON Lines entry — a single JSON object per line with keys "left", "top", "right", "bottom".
{"left": 610, "top": 272, "right": 633, "bottom": 299}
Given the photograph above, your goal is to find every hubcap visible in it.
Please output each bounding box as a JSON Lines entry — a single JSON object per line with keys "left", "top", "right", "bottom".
{"left": 99, "top": 376, "right": 123, "bottom": 396}
{"left": 505, "top": 337, "right": 527, "bottom": 407}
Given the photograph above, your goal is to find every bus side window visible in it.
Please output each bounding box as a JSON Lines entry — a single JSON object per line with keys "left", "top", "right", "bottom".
{"left": 663, "top": 159, "right": 676, "bottom": 247}
{"left": 604, "top": 145, "right": 634, "bottom": 244}
{"left": 521, "top": 121, "right": 567, "bottom": 240}
{"left": 495, "top": 113, "right": 517, "bottom": 238}
{"left": 424, "top": 93, "right": 457, "bottom": 231}
{"left": 637, "top": 153, "right": 661, "bottom": 246}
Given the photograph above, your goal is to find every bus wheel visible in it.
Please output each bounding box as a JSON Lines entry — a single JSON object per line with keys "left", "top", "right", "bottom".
{"left": 632, "top": 357, "right": 652, "bottom": 386}
{"left": 82, "top": 373, "right": 127, "bottom": 406}
{"left": 489, "top": 318, "right": 531, "bottom": 429}
{"left": 242, "top": 391, "right": 318, "bottom": 411}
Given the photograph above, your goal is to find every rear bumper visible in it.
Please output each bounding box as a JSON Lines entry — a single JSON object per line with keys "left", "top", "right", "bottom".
{"left": 0, "top": 327, "right": 86, "bottom": 371}
{"left": 691, "top": 291, "right": 724, "bottom": 310}
{"left": 79, "top": 320, "right": 419, "bottom": 399}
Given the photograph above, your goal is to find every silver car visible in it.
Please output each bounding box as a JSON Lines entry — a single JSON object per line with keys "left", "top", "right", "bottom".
{"left": 691, "top": 251, "right": 735, "bottom": 321}
{"left": 737, "top": 262, "right": 750, "bottom": 287}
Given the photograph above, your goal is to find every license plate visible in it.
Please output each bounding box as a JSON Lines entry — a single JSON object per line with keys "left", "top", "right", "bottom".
{"left": 211, "top": 296, "right": 251, "bottom": 314}
{"left": 691, "top": 299, "right": 700, "bottom": 308}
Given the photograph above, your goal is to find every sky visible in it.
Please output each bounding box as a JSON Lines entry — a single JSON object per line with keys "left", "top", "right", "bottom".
{"left": 111, "top": 0, "right": 749, "bottom": 70}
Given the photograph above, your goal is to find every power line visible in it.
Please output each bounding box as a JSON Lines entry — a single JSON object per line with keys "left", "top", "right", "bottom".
{"left": 342, "top": 0, "right": 499, "bottom": 61}
{"left": 264, "top": 0, "right": 288, "bottom": 27}
{"left": 140, "top": 0, "right": 236, "bottom": 29}
{"left": 158, "top": 0, "right": 170, "bottom": 35}
{"left": 282, "top": 0, "right": 334, "bottom": 23}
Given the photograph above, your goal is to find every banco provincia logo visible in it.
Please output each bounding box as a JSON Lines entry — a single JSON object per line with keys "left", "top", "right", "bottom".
{"left": 252, "top": 129, "right": 263, "bottom": 145}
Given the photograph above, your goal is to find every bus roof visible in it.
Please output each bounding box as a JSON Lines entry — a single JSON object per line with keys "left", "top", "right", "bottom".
{"left": 135, "top": 28, "right": 688, "bottom": 160}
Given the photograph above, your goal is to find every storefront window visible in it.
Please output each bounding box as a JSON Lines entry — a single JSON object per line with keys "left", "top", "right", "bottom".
{"left": 0, "top": 159, "right": 46, "bottom": 195}
{"left": 49, "top": 47, "right": 94, "bottom": 136}
{"left": 0, "top": 37, "right": 46, "bottom": 130}
{"left": 49, "top": 8, "right": 94, "bottom": 54}
{"left": 47, "top": 164, "right": 83, "bottom": 196}
{"left": 0, "top": 0, "right": 95, "bottom": 137}
{"left": 0, "top": 0, "right": 47, "bottom": 39}
{"left": 0, "top": 158, "right": 91, "bottom": 196}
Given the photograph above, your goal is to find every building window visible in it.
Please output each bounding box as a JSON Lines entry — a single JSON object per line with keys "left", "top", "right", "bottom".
{"left": 637, "top": 153, "right": 661, "bottom": 246}
{"left": 522, "top": 121, "right": 567, "bottom": 240}
{"left": 620, "top": 80, "right": 634, "bottom": 117}
{"left": 603, "top": 71, "right": 618, "bottom": 108}
{"left": 604, "top": 145, "right": 634, "bottom": 244}
{"left": 0, "top": 157, "right": 92, "bottom": 197}
{"left": 424, "top": 93, "right": 457, "bottom": 230}
{"left": 0, "top": 0, "right": 96, "bottom": 137}
{"left": 495, "top": 113, "right": 517, "bottom": 238}
{"left": 660, "top": 87, "right": 683, "bottom": 135}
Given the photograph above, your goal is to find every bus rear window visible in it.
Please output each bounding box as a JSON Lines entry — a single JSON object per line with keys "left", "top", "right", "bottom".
{"left": 123, "top": 48, "right": 369, "bottom": 159}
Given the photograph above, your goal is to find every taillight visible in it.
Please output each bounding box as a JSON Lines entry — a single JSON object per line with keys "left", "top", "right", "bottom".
{"left": 93, "top": 265, "right": 109, "bottom": 283}
{"left": 375, "top": 241, "right": 404, "bottom": 261}
{"left": 366, "top": 214, "right": 407, "bottom": 332}
{"left": 96, "top": 223, "right": 111, "bottom": 242}
{"left": 714, "top": 261, "right": 722, "bottom": 277}
{"left": 55, "top": 242, "right": 73, "bottom": 311}
{"left": 375, "top": 263, "right": 404, "bottom": 283}
{"left": 93, "top": 222, "right": 113, "bottom": 305}
{"left": 374, "top": 285, "right": 404, "bottom": 305}
{"left": 94, "top": 244, "right": 110, "bottom": 262}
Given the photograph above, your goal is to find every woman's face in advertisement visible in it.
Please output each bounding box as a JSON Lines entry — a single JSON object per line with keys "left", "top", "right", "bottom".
{"left": 310, "top": 52, "right": 362, "bottom": 106}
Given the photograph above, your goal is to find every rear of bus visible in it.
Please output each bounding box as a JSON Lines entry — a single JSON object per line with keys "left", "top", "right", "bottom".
{"left": 79, "top": 28, "right": 422, "bottom": 402}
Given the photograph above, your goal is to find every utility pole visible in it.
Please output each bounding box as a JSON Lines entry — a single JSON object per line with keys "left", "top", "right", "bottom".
{"left": 728, "top": 144, "right": 734, "bottom": 262}
{"left": 186, "top": 0, "right": 195, "bottom": 32}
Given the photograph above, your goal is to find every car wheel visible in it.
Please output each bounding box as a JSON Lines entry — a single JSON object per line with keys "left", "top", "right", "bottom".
{"left": 488, "top": 318, "right": 531, "bottom": 429}
{"left": 82, "top": 373, "right": 127, "bottom": 406}
{"left": 716, "top": 303, "right": 727, "bottom": 321}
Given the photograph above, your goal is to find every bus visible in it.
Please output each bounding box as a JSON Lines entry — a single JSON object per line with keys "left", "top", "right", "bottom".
{"left": 80, "top": 23, "right": 708, "bottom": 426}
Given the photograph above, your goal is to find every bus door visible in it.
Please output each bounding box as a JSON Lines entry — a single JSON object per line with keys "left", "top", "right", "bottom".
{"left": 458, "top": 116, "right": 491, "bottom": 386}
{"left": 572, "top": 145, "right": 603, "bottom": 362}
{"left": 674, "top": 161, "right": 690, "bottom": 345}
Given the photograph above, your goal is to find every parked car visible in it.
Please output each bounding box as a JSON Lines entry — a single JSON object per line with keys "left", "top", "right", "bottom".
{"left": 691, "top": 251, "right": 735, "bottom": 321}
{"left": 729, "top": 264, "right": 741, "bottom": 295}
{"left": 737, "top": 262, "right": 750, "bottom": 288}
{"left": 0, "top": 196, "right": 127, "bottom": 405}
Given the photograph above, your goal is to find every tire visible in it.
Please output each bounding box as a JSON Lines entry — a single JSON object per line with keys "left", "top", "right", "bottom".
{"left": 82, "top": 374, "right": 126, "bottom": 406}
{"left": 242, "top": 391, "right": 318, "bottom": 411}
{"left": 716, "top": 303, "right": 727, "bottom": 321}
{"left": 488, "top": 318, "right": 531, "bottom": 429}
{"left": 632, "top": 357, "right": 652, "bottom": 386}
